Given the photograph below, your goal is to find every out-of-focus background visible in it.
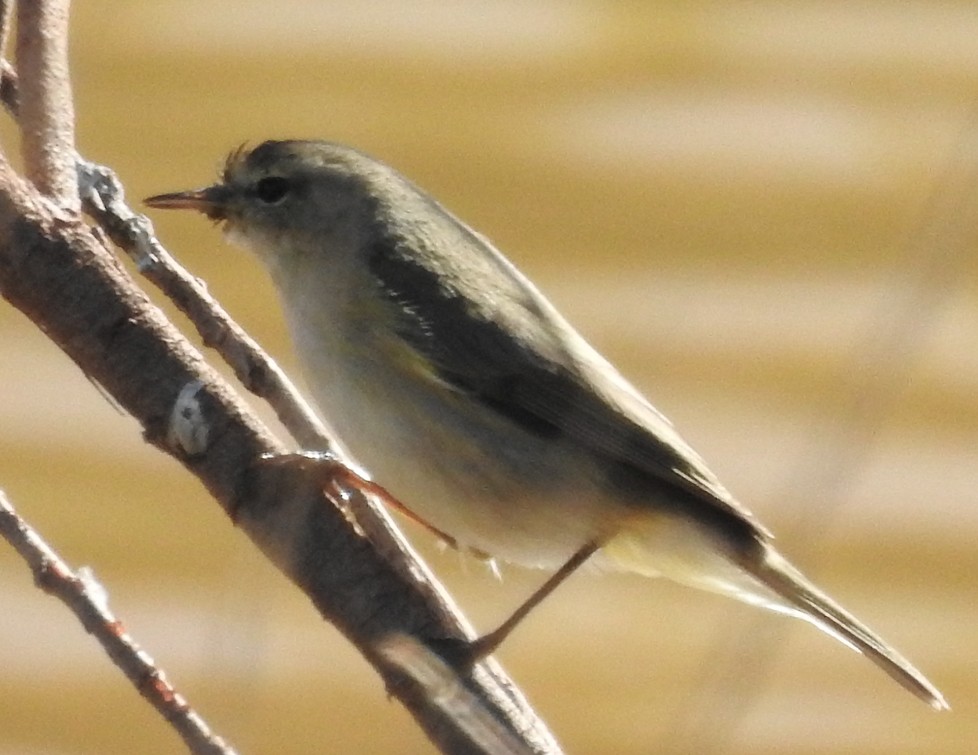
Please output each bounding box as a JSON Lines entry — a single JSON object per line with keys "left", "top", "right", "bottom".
{"left": 1, "top": 2, "right": 976, "bottom": 753}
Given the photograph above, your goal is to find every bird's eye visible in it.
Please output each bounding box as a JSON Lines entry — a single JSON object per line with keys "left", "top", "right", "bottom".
{"left": 254, "top": 176, "right": 290, "bottom": 204}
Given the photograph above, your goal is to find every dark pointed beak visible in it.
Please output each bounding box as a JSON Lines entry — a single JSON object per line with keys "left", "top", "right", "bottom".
{"left": 144, "top": 184, "right": 231, "bottom": 220}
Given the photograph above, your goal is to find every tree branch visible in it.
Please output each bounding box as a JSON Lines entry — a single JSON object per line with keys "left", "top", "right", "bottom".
{"left": 0, "top": 490, "right": 237, "bottom": 755}
{"left": 15, "top": 0, "right": 78, "bottom": 211}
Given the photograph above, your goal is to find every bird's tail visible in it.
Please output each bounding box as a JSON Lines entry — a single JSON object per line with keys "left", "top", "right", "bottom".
{"left": 744, "top": 544, "right": 948, "bottom": 710}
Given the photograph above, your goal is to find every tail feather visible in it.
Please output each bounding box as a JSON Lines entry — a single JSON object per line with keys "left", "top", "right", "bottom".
{"left": 747, "top": 545, "right": 948, "bottom": 710}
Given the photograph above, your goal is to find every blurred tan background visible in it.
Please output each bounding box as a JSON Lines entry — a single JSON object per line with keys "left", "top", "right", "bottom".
{"left": 1, "top": 2, "right": 976, "bottom": 753}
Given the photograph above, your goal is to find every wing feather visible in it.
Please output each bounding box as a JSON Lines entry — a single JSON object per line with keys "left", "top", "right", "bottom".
{"left": 365, "top": 210, "right": 766, "bottom": 538}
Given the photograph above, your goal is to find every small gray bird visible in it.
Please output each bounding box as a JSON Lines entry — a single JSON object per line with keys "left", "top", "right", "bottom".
{"left": 146, "top": 140, "right": 946, "bottom": 709}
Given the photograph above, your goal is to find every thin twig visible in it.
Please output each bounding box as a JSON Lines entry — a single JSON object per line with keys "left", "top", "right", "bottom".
{"left": 0, "top": 490, "right": 238, "bottom": 755}
{"left": 15, "top": 0, "right": 78, "bottom": 210}
{"left": 77, "top": 158, "right": 333, "bottom": 451}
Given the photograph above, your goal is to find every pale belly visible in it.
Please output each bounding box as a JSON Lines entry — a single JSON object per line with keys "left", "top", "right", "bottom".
{"left": 293, "top": 324, "right": 620, "bottom": 568}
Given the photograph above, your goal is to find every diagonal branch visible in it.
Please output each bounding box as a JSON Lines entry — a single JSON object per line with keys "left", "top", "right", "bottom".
{"left": 0, "top": 490, "right": 237, "bottom": 755}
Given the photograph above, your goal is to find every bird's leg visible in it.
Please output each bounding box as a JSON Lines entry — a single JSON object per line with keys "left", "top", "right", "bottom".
{"left": 456, "top": 540, "right": 601, "bottom": 666}
{"left": 261, "top": 451, "right": 465, "bottom": 548}
{"left": 266, "top": 451, "right": 601, "bottom": 667}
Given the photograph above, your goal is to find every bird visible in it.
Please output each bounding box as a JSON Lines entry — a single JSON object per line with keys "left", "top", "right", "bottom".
{"left": 145, "top": 139, "right": 947, "bottom": 709}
